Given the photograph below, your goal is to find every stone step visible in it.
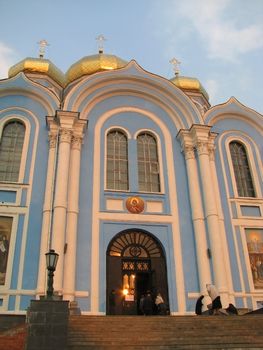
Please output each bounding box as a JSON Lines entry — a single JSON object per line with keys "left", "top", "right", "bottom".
{"left": 68, "top": 347, "right": 263, "bottom": 350}
{"left": 67, "top": 315, "right": 263, "bottom": 349}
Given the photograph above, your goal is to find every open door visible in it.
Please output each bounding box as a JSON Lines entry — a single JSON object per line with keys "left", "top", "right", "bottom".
{"left": 106, "top": 230, "right": 169, "bottom": 315}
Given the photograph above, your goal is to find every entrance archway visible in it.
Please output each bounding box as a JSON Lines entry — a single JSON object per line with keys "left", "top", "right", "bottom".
{"left": 106, "top": 230, "right": 169, "bottom": 315}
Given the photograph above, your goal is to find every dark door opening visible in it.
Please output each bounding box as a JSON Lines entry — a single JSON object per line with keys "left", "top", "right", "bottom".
{"left": 136, "top": 272, "right": 151, "bottom": 314}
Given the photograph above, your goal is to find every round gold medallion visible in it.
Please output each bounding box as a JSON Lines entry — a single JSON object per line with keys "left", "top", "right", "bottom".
{"left": 126, "top": 197, "right": 144, "bottom": 214}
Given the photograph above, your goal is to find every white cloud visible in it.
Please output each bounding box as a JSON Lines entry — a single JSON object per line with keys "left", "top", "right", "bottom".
{"left": 0, "top": 42, "right": 16, "bottom": 79}
{"left": 169, "top": 0, "right": 263, "bottom": 61}
{"left": 204, "top": 79, "right": 219, "bottom": 103}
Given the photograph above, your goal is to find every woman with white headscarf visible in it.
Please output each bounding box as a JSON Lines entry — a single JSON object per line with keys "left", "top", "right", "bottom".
{"left": 206, "top": 284, "right": 222, "bottom": 315}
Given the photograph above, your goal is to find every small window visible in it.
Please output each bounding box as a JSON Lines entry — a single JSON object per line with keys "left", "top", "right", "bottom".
{"left": 229, "top": 141, "right": 255, "bottom": 197}
{"left": 0, "top": 121, "right": 25, "bottom": 182}
{"left": 137, "top": 133, "right": 160, "bottom": 192}
{"left": 106, "top": 130, "right": 128, "bottom": 190}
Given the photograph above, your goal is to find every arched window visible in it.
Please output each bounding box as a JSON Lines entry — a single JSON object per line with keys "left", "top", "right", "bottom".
{"left": 106, "top": 130, "right": 128, "bottom": 190}
{"left": 137, "top": 133, "right": 160, "bottom": 192}
{"left": 229, "top": 141, "right": 255, "bottom": 197}
{"left": 0, "top": 121, "right": 25, "bottom": 182}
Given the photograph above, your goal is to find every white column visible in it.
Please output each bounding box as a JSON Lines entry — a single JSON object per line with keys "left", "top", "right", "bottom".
{"left": 63, "top": 134, "right": 83, "bottom": 301}
{"left": 182, "top": 144, "right": 212, "bottom": 295}
{"left": 51, "top": 127, "right": 72, "bottom": 294}
{"left": 36, "top": 130, "right": 58, "bottom": 297}
{"left": 196, "top": 139, "right": 229, "bottom": 306}
{"left": 208, "top": 142, "right": 234, "bottom": 303}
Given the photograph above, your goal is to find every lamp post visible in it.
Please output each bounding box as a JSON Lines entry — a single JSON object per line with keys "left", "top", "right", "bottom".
{"left": 45, "top": 249, "right": 59, "bottom": 299}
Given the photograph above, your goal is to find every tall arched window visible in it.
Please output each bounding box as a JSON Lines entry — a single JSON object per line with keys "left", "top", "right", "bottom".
{"left": 137, "top": 132, "right": 160, "bottom": 192}
{"left": 106, "top": 130, "right": 128, "bottom": 190}
{"left": 229, "top": 141, "right": 255, "bottom": 197}
{"left": 0, "top": 121, "right": 25, "bottom": 182}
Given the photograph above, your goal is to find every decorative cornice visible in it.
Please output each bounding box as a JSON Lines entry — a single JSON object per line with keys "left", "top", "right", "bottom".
{"left": 55, "top": 110, "right": 79, "bottom": 129}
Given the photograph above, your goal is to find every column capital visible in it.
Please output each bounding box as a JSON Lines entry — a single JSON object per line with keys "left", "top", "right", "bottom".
{"left": 60, "top": 128, "right": 73, "bottom": 144}
{"left": 71, "top": 135, "right": 83, "bottom": 150}
{"left": 196, "top": 141, "right": 209, "bottom": 156}
{"left": 48, "top": 132, "right": 58, "bottom": 149}
{"left": 208, "top": 144, "right": 216, "bottom": 161}
{"left": 183, "top": 144, "right": 195, "bottom": 160}
{"left": 208, "top": 132, "right": 218, "bottom": 161}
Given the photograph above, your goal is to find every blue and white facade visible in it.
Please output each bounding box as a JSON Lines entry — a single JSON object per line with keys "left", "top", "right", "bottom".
{"left": 0, "top": 52, "right": 262, "bottom": 315}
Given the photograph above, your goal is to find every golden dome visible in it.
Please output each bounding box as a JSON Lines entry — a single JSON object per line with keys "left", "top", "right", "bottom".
{"left": 66, "top": 53, "right": 128, "bottom": 84}
{"left": 170, "top": 75, "right": 209, "bottom": 101}
{"left": 8, "top": 57, "right": 65, "bottom": 87}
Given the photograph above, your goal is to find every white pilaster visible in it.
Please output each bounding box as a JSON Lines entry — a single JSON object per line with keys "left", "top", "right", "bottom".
{"left": 51, "top": 111, "right": 79, "bottom": 294}
{"left": 192, "top": 125, "right": 229, "bottom": 306}
{"left": 208, "top": 140, "right": 234, "bottom": 303}
{"left": 63, "top": 120, "right": 86, "bottom": 301}
{"left": 36, "top": 125, "right": 58, "bottom": 297}
{"left": 177, "top": 130, "right": 211, "bottom": 296}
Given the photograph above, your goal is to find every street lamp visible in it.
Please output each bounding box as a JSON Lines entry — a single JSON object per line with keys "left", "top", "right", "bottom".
{"left": 45, "top": 249, "right": 59, "bottom": 299}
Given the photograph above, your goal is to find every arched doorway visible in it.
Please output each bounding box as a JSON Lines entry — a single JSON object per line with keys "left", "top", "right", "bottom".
{"left": 106, "top": 230, "right": 169, "bottom": 315}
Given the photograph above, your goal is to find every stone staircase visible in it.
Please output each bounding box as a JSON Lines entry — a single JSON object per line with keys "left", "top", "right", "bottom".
{"left": 68, "top": 315, "right": 263, "bottom": 349}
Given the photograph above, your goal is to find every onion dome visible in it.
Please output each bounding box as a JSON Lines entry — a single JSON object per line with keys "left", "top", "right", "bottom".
{"left": 8, "top": 57, "right": 65, "bottom": 87}
{"left": 66, "top": 53, "right": 128, "bottom": 84}
{"left": 170, "top": 75, "right": 209, "bottom": 101}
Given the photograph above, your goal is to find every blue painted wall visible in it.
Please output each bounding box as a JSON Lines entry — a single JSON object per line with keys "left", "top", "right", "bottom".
{"left": 0, "top": 191, "right": 16, "bottom": 203}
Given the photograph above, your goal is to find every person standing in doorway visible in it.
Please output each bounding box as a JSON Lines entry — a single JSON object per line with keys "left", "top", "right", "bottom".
{"left": 109, "top": 289, "right": 116, "bottom": 315}
{"left": 155, "top": 292, "right": 167, "bottom": 315}
{"left": 143, "top": 291, "right": 153, "bottom": 315}
{"left": 139, "top": 294, "right": 145, "bottom": 315}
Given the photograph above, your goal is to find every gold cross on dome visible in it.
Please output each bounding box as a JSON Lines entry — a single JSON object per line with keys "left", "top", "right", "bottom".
{"left": 38, "top": 39, "right": 49, "bottom": 58}
{"left": 96, "top": 34, "right": 107, "bottom": 54}
{"left": 169, "top": 57, "right": 181, "bottom": 76}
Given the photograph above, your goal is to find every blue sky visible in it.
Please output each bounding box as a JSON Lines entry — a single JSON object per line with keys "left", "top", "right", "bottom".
{"left": 1, "top": 0, "right": 263, "bottom": 114}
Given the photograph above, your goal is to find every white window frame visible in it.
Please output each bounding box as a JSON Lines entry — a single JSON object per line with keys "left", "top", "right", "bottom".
{"left": 0, "top": 115, "right": 31, "bottom": 184}
{"left": 135, "top": 129, "right": 163, "bottom": 194}
{"left": 226, "top": 135, "right": 261, "bottom": 199}
{"left": 104, "top": 127, "right": 130, "bottom": 191}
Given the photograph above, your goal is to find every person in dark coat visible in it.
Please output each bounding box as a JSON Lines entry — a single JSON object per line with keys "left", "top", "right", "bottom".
{"left": 195, "top": 295, "right": 204, "bottom": 315}
{"left": 139, "top": 294, "right": 145, "bottom": 315}
{"left": 226, "top": 303, "right": 238, "bottom": 315}
{"left": 143, "top": 291, "right": 153, "bottom": 315}
{"left": 109, "top": 289, "right": 116, "bottom": 315}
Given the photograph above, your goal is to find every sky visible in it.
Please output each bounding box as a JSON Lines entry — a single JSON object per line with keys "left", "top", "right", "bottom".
{"left": 0, "top": 0, "right": 263, "bottom": 114}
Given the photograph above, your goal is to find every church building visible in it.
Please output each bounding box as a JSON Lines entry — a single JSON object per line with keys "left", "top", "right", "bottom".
{"left": 0, "top": 40, "right": 262, "bottom": 315}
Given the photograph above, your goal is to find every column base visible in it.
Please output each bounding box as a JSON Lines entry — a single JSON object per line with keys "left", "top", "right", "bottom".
{"left": 69, "top": 301, "right": 81, "bottom": 315}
